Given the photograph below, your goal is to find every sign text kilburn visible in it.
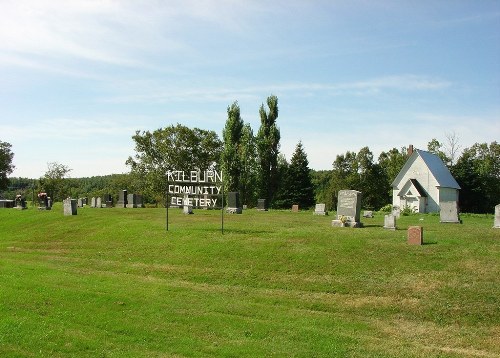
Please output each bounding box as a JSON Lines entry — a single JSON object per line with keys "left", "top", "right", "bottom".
{"left": 167, "top": 170, "right": 222, "bottom": 208}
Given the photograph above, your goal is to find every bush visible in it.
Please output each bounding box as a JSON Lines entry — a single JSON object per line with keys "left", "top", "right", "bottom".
{"left": 401, "top": 205, "right": 416, "bottom": 216}
{"left": 379, "top": 204, "right": 392, "bottom": 212}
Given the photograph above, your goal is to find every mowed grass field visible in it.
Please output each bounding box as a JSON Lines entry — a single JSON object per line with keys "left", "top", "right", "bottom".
{"left": 0, "top": 205, "right": 499, "bottom": 357}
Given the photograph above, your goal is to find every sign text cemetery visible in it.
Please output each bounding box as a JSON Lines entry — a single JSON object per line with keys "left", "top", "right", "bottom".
{"left": 167, "top": 170, "right": 223, "bottom": 208}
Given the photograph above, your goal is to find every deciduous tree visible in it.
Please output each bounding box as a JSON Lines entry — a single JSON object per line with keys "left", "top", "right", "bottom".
{"left": 256, "top": 95, "right": 280, "bottom": 206}
{"left": 0, "top": 140, "right": 15, "bottom": 191}
{"left": 126, "top": 124, "right": 221, "bottom": 205}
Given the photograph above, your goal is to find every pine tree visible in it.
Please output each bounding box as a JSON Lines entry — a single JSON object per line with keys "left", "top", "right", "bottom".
{"left": 286, "top": 141, "right": 315, "bottom": 209}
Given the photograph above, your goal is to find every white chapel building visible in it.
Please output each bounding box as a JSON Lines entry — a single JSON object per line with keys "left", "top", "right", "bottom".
{"left": 392, "top": 146, "right": 460, "bottom": 213}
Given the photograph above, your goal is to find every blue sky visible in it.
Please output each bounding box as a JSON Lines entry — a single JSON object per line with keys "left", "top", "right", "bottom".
{"left": 1, "top": 0, "right": 499, "bottom": 178}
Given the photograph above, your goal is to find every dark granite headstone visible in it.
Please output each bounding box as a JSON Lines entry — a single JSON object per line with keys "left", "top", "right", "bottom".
{"left": 257, "top": 198, "right": 267, "bottom": 211}
{"left": 136, "top": 194, "right": 143, "bottom": 208}
{"left": 0, "top": 200, "right": 15, "bottom": 208}
{"left": 227, "top": 192, "right": 242, "bottom": 214}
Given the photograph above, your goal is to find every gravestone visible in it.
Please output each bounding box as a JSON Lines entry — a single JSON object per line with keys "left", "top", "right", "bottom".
{"left": 103, "top": 194, "right": 113, "bottom": 208}
{"left": 38, "top": 194, "right": 49, "bottom": 210}
{"left": 116, "top": 190, "right": 127, "bottom": 208}
{"left": 494, "top": 204, "right": 500, "bottom": 229}
{"left": 332, "top": 190, "right": 362, "bottom": 228}
{"left": 242, "top": 204, "right": 248, "bottom": 210}
{"left": 77, "top": 198, "right": 83, "bottom": 207}
{"left": 313, "top": 203, "right": 328, "bottom": 215}
{"left": 63, "top": 198, "right": 77, "bottom": 216}
{"left": 227, "top": 192, "right": 242, "bottom": 214}
{"left": 183, "top": 204, "right": 193, "bottom": 214}
{"left": 408, "top": 226, "right": 423, "bottom": 245}
{"left": 126, "top": 193, "right": 137, "bottom": 208}
{"left": 96, "top": 197, "right": 102, "bottom": 208}
{"left": 392, "top": 206, "right": 401, "bottom": 219}
{"left": 440, "top": 201, "right": 461, "bottom": 223}
{"left": 0, "top": 200, "right": 15, "bottom": 208}
{"left": 383, "top": 214, "right": 396, "bottom": 230}
{"left": 257, "top": 199, "right": 268, "bottom": 211}
{"left": 82, "top": 197, "right": 88, "bottom": 206}
{"left": 136, "top": 194, "right": 143, "bottom": 208}
{"left": 291, "top": 204, "right": 299, "bottom": 212}
{"left": 363, "top": 210, "right": 374, "bottom": 218}
{"left": 47, "top": 198, "right": 52, "bottom": 210}
{"left": 90, "top": 197, "right": 96, "bottom": 208}
{"left": 15, "top": 196, "right": 27, "bottom": 210}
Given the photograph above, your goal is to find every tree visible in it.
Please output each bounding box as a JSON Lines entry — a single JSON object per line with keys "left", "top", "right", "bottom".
{"left": 443, "top": 131, "right": 462, "bottom": 166}
{"left": 378, "top": 146, "right": 408, "bottom": 197}
{"left": 221, "top": 101, "right": 244, "bottom": 193}
{"left": 239, "top": 123, "right": 259, "bottom": 206}
{"left": 0, "top": 140, "right": 15, "bottom": 192}
{"left": 256, "top": 95, "right": 280, "bottom": 207}
{"left": 40, "top": 162, "right": 72, "bottom": 201}
{"left": 326, "top": 147, "right": 390, "bottom": 210}
{"left": 126, "top": 124, "right": 222, "bottom": 205}
{"left": 427, "top": 138, "right": 450, "bottom": 166}
{"left": 283, "top": 141, "right": 315, "bottom": 209}
{"left": 271, "top": 154, "right": 290, "bottom": 208}
{"left": 452, "top": 141, "right": 499, "bottom": 213}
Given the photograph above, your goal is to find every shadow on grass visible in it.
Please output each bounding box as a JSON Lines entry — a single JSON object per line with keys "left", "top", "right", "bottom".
{"left": 423, "top": 241, "right": 438, "bottom": 245}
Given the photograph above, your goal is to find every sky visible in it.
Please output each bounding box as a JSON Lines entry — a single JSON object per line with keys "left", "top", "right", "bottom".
{"left": 1, "top": 0, "right": 499, "bottom": 178}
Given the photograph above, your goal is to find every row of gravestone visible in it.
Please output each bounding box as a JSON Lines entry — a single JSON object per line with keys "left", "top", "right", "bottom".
{"left": 75, "top": 191, "right": 144, "bottom": 209}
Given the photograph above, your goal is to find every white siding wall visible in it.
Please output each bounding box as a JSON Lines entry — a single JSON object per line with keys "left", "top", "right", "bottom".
{"left": 393, "top": 156, "right": 440, "bottom": 212}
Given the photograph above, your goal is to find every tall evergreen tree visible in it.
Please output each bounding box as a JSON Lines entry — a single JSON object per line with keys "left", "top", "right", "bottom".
{"left": 286, "top": 141, "right": 315, "bottom": 209}
{"left": 256, "top": 95, "right": 280, "bottom": 207}
{"left": 221, "top": 101, "right": 244, "bottom": 193}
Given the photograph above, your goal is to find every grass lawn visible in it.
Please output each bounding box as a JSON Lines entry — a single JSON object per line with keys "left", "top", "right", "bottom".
{"left": 0, "top": 205, "right": 499, "bottom": 357}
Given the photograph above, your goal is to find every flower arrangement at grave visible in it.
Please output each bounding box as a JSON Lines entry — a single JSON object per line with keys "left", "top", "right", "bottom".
{"left": 38, "top": 192, "right": 48, "bottom": 207}
{"left": 339, "top": 215, "right": 347, "bottom": 225}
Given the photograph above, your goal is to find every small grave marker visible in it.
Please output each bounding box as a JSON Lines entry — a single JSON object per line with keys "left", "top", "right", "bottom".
{"left": 383, "top": 214, "right": 396, "bottom": 230}
{"left": 408, "top": 226, "right": 423, "bottom": 245}
{"left": 313, "top": 203, "right": 328, "bottom": 216}
{"left": 257, "top": 199, "right": 267, "bottom": 211}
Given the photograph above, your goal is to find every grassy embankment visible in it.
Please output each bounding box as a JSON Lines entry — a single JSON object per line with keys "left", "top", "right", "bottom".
{"left": 0, "top": 206, "right": 499, "bottom": 357}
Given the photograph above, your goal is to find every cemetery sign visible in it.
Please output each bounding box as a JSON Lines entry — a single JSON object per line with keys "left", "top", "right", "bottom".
{"left": 167, "top": 170, "right": 223, "bottom": 208}
{"left": 166, "top": 169, "right": 224, "bottom": 232}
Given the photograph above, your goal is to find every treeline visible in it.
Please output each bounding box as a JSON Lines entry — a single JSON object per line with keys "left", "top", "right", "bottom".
{"left": 2, "top": 97, "right": 498, "bottom": 213}
{"left": 5, "top": 174, "right": 141, "bottom": 205}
